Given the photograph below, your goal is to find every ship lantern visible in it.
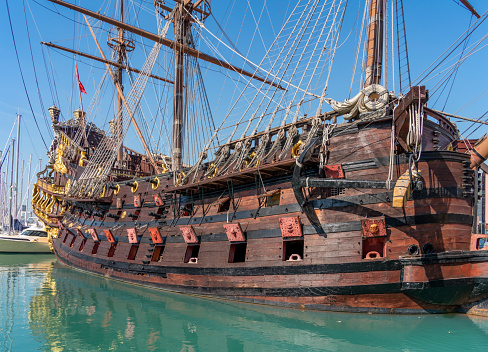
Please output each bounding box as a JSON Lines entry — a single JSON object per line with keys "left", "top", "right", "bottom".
{"left": 48, "top": 105, "right": 60, "bottom": 124}
{"left": 73, "top": 108, "right": 86, "bottom": 125}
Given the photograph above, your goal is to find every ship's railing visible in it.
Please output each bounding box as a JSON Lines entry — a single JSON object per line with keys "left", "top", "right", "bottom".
{"left": 57, "top": 129, "right": 88, "bottom": 167}
{"left": 37, "top": 178, "right": 66, "bottom": 195}
{"left": 218, "top": 110, "right": 337, "bottom": 150}
{"left": 111, "top": 168, "right": 151, "bottom": 179}
{"left": 423, "top": 107, "right": 459, "bottom": 138}
{"left": 33, "top": 206, "right": 60, "bottom": 226}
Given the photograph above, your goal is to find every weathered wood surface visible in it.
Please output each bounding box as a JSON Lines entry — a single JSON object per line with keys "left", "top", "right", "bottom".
{"left": 40, "top": 114, "right": 488, "bottom": 312}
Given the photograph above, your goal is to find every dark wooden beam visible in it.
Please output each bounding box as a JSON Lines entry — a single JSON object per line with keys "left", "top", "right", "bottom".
{"left": 42, "top": 41, "right": 174, "bottom": 84}
{"left": 48, "top": 0, "right": 283, "bottom": 90}
{"left": 176, "top": 0, "right": 209, "bottom": 18}
{"left": 299, "top": 178, "right": 391, "bottom": 189}
{"left": 428, "top": 108, "right": 488, "bottom": 126}
{"left": 459, "top": 0, "right": 481, "bottom": 19}
{"left": 394, "top": 86, "right": 428, "bottom": 151}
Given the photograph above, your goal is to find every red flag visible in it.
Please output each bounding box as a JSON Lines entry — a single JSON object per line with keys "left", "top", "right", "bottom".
{"left": 75, "top": 60, "right": 87, "bottom": 94}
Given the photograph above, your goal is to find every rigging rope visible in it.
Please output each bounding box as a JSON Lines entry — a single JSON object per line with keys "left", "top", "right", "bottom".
{"left": 68, "top": 9, "right": 175, "bottom": 198}
{"left": 5, "top": 0, "right": 48, "bottom": 150}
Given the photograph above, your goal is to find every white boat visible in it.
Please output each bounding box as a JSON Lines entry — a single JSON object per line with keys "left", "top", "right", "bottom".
{"left": 0, "top": 227, "right": 52, "bottom": 254}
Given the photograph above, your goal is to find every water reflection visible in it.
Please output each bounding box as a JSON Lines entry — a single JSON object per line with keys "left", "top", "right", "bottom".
{"left": 2, "top": 255, "right": 488, "bottom": 351}
{"left": 0, "top": 254, "right": 56, "bottom": 352}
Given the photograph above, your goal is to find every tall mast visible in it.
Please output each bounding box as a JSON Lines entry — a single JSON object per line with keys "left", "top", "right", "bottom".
{"left": 14, "top": 114, "right": 21, "bottom": 225}
{"left": 109, "top": 0, "right": 134, "bottom": 162}
{"left": 170, "top": 1, "right": 211, "bottom": 173}
{"left": 19, "top": 160, "right": 24, "bottom": 224}
{"left": 171, "top": 3, "right": 189, "bottom": 172}
{"left": 26, "top": 154, "right": 31, "bottom": 226}
{"left": 8, "top": 139, "right": 15, "bottom": 234}
{"left": 4, "top": 153, "right": 9, "bottom": 231}
{"left": 116, "top": 0, "right": 125, "bottom": 161}
{"left": 0, "top": 151, "right": 2, "bottom": 230}
{"left": 364, "top": 0, "right": 384, "bottom": 87}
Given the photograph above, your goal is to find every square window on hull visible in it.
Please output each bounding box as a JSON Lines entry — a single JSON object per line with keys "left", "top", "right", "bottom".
{"left": 92, "top": 241, "right": 100, "bottom": 255}
{"left": 108, "top": 243, "right": 117, "bottom": 258}
{"left": 218, "top": 199, "right": 231, "bottom": 213}
{"left": 151, "top": 245, "right": 165, "bottom": 262}
{"left": 184, "top": 244, "right": 200, "bottom": 263}
{"left": 362, "top": 237, "right": 386, "bottom": 259}
{"left": 79, "top": 238, "right": 87, "bottom": 252}
{"left": 128, "top": 245, "right": 139, "bottom": 260}
{"left": 228, "top": 243, "right": 247, "bottom": 263}
{"left": 283, "top": 239, "right": 304, "bottom": 261}
{"left": 266, "top": 192, "right": 281, "bottom": 207}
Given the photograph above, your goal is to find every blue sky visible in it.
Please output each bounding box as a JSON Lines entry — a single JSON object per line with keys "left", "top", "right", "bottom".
{"left": 0, "top": 0, "right": 487, "bottom": 191}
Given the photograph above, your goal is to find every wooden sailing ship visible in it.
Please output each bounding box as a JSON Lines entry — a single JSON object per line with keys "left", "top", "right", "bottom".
{"left": 33, "top": 0, "right": 488, "bottom": 314}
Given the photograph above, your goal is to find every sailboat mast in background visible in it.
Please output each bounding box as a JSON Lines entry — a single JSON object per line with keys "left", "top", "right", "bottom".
{"left": 14, "top": 114, "right": 20, "bottom": 229}
{"left": 8, "top": 138, "right": 15, "bottom": 234}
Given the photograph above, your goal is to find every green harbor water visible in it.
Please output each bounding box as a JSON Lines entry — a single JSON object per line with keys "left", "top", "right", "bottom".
{"left": 1, "top": 254, "right": 487, "bottom": 352}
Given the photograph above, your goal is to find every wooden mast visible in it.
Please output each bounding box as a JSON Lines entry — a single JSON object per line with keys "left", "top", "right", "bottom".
{"left": 106, "top": 0, "right": 135, "bottom": 161}
{"left": 364, "top": 0, "right": 384, "bottom": 87}
{"left": 48, "top": 0, "right": 282, "bottom": 90}
{"left": 41, "top": 42, "right": 173, "bottom": 84}
{"left": 170, "top": 1, "right": 211, "bottom": 173}
{"left": 115, "top": 0, "right": 126, "bottom": 161}
{"left": 460, "top": 0, "right": 481, "bottom": 19}
{"left": 172, "top": 3, "right": 188, "bottom": 172}
{"left": 83, "top": 15, "right": 160, "bottom": 174}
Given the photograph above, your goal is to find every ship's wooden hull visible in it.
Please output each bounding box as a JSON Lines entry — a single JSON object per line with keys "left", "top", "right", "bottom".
{"left": 39, "top": 114, "right": 488, "bottom": 314}
{"left": 53, "top": 238, "right": 488, "bottom": 313}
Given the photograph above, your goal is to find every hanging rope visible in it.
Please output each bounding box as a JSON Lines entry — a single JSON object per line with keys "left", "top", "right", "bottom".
{"left": 319, "top": 122, "right": 336, "bottom": 169}
{"left": 68, "top": 10, "right": 175, "bottom": 198}
{"left": 386, "top": 112, "right": 396, "bottom": 190}
{"left": 5, "top": 0, "right": 48, "bottom": 150}
{"left": 192, "top": 0, "right": 348, "bottom": 179}
{"left": 406, "top": 86, "right": 424, "bottom": 161}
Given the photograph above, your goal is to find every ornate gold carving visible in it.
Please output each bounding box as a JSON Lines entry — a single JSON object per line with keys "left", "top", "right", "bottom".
{"left": 130, "top": 180, "right": 139, "bottom": 193}
{"left": 151, "top": 177, "right": 160, "bottom": 190}
{"left": 100, "top": 185, "right": 106, "bottom": 198}
{"left": 65, "top": 179, "right": 71, "bottom": 194}
{"left": 291, "top": 140, "right": 304, "bottom": 158}
{"left": 53, "top": 143, "right": 68, "bottom": 174}
{"left": 176, "top": 171, "right": 186, "bottom": 186}
{"left": 46, "top": 226, "right": 59, "bottom": 252}
{"left": 79, "top": 150, "right": 87, "bottom": 166}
